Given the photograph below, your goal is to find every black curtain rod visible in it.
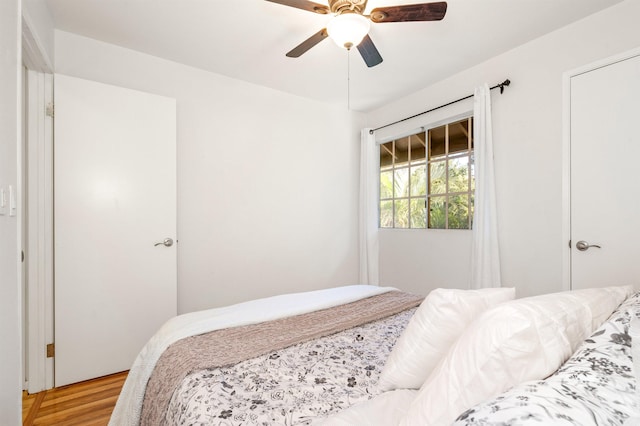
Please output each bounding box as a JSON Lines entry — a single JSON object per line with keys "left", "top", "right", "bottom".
{"left": 369, "top": 79, "right": 511, "bottom": 134}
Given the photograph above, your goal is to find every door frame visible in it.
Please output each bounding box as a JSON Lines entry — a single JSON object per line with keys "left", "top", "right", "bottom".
{"left": 561, "top": 46, "right": 640, "bottom": 292}
{"left": 24, "top": 69, "right": 54, "bottom": 393}
{"left": 22, "top": 15, "right": 55, "bottom": 393}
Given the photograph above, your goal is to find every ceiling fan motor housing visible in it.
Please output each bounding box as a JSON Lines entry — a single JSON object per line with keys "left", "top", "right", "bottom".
{"left": 329, "top": 0, "right": 368, "bottom": 14}
{"left": 270, "top": 0, "right": 447, "bottom": 68}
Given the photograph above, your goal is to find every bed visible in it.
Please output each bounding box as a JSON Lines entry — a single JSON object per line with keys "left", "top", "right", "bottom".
{"left": 109, "top": 284, "right": 640, "bottom": 426}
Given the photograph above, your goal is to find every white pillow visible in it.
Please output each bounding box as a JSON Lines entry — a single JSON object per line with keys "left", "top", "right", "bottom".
{"left": 400, "top": 286, "right": 631, "bottom": 426}
{"left": 378, "top": 287, "right": 515, "bottom": 391}
{"left": 588, "top": 285, "right": 634, "bottom": 328}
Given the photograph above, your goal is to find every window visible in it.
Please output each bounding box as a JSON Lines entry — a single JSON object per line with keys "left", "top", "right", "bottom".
{"left": 379, "top": 117, "right": 474, "bottom": 229}
{"left": 379, "top": 133, "right": 427, "bottom": 229}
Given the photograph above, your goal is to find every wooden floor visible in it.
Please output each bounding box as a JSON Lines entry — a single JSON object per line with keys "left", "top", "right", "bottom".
{"left": 22, "top": 371, "right": 127, "bottom": 426}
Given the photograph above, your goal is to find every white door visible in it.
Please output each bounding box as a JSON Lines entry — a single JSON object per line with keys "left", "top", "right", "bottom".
{"left": 570, "top": 52, "right": 640, "bottom": 290}
{"left": 54, "top": 75, "right": 177, "bottom": 386}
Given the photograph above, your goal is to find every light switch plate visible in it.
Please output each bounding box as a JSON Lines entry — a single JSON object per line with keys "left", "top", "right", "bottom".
{"left": 0, "top": 186, "right": 6, "bottom": 216}
{"left": 9, "top": 185, "right": 16, "bottom": 217}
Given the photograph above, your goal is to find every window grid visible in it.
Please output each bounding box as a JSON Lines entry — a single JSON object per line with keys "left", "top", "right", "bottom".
{"left": 426, "top": 117, "right": 474, "bottom": 230}
{"left": 379, "top": 134, "right": 427, "bottom": 229}
{"left": 379, "top": 117, "right": 474, "bottom": 230}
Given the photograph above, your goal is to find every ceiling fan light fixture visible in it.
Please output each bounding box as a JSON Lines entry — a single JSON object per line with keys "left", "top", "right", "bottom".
{"left": 326, "top": 13, "right": 370, "bottom": 50}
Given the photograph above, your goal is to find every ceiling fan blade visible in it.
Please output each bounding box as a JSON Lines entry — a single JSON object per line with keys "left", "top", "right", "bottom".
{"left": 286, "top": 28, "right": 329, "bottom": 58}
{"left": 265, "top": 0, "right": 330, "bottom": 15}
{"left": 370, "top": 1, "right": 447, "bottom": 23}
{"left": 357, "top": 34, "right": 383, "bottom": 68}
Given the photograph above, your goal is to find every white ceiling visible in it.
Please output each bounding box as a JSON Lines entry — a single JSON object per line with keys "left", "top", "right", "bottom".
{"left": 44, "top": 0, "right": 621, "bottom": 111}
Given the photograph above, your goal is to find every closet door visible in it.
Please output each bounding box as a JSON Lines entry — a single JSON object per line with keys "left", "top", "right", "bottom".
{"left": 54, "top": 75, "right": 177, "bottom": 386}
{"left": 570, "top": 52, "right": 640, "bottom": 290}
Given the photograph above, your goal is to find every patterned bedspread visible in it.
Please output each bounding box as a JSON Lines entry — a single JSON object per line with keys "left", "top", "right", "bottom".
{"left": 163, "top": 307, "right": 417, "bottom": 425}
{"left": 453, "top": 292, "right": 640, "bottom": 426}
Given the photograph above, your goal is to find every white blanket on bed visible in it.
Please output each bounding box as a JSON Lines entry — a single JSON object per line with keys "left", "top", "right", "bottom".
{"left": 109, "top": 285, "right": 396, "bottom": 426}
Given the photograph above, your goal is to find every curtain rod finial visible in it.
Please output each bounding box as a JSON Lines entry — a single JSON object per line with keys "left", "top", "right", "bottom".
{"left": 499, "top": 79, "right": 511, "bottom": 94}
{"left": 369, "top": 129, "right": 374, "bottom": 135}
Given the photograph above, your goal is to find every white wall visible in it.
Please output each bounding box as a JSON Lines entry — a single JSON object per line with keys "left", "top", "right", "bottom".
{"left": 54, "top": 31, "right": 363, "bottom": 313}
{"left": 367, "top": 0, "right": 640, "bottom": 298}
{"left": 0, "top": 0, "right": 22, "bottom": 423}
{"left": 22, "top": 0, "right": 54, "bottom": 68}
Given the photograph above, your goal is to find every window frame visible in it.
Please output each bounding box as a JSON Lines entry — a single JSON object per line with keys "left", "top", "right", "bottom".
{"left": 379, "top": 133, "right": 427, "bottom": 229}
{"left": 378, "top": 114, "right": 475, "bottom": 230}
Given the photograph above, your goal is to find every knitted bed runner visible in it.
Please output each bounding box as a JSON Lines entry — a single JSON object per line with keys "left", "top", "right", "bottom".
{"left": 140, "top": 290, "right": 423, "bottom": 425}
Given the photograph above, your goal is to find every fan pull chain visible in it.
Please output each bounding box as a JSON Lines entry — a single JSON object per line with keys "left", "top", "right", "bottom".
{"left": 347, "top": 49, "right": 351, "bottom": 110}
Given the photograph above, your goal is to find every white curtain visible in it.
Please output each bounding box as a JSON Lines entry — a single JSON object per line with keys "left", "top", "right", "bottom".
{"left": 359, "top": 128, "right": 379, "bottom": 285}
{"left": 470, "top": 84, "right": 502, "bottom": 289}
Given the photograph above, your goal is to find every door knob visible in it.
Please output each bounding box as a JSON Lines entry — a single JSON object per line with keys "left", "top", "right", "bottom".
{"left": 154, "top": 238, "right": 174, "bottom": 247}
{"left": 576, "top": 240, "right": 601, "bottom": 251}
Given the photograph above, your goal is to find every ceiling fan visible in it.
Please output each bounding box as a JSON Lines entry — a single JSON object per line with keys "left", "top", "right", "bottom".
{"left": 266, "top": 0, "right": 447, "bottom": 68}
